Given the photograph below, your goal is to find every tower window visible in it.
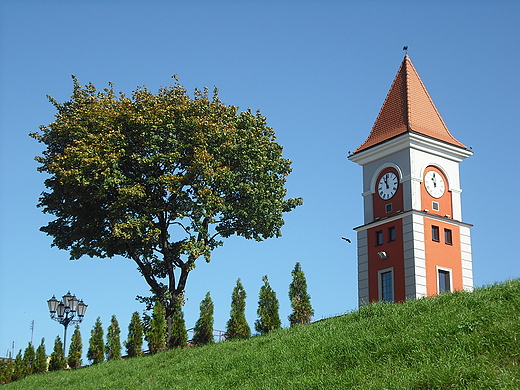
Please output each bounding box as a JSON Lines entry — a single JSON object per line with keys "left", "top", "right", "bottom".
{"left": 376, "top": 230, "right": 383, "bottom": 246}
{"left": 432, "top": 226, "right": 440, "bottom": 242}
{"left": 438, "top": 269, "right": 451, "bottom": 293}
{"left": 388, "top": 226, "right": 396, "bottom": 242}
{"left": 385, "top": 203, "right": 393, "bottom": 213}
{"left": 432, "top": 201, "right": 439, "bottom": 211}
{"left": 444, "top": 229, "right": 452, "bottom": 245}
{"left": 379, "top": 269, "right": 394, "bottom": 302}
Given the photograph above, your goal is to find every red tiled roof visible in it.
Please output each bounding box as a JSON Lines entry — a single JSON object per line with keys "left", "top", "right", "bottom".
{"left": 354, "top": 55, "right": 467, "bottom": 153}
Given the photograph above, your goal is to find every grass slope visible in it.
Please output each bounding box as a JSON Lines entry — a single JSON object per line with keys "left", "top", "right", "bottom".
{"left": 7, "top": 280, "right": 520, "bottom": 389}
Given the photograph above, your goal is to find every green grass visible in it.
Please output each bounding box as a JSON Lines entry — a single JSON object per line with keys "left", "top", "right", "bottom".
{"left": 6, "top": 280, "right": 520, "bottom": 389}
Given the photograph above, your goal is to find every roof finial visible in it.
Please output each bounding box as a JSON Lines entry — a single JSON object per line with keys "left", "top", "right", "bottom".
{"left": 403, "top": 46, "right": 409, "bottom": 55}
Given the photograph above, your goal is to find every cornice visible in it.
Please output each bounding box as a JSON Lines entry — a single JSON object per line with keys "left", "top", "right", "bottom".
{"left": 353, "top": 209, "right": 473, "bottom": 232}
{"left": 348, "top": 132, "right": 473, "bottom": 166}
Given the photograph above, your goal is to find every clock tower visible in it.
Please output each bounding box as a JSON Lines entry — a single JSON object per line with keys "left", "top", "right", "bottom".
{"left": 349, "top": 55, "right": 473, "bottom": 305}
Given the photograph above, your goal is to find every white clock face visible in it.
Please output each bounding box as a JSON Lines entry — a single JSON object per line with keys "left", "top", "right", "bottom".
{"left": 424, "top": 170, "right": 445, "bottom": 198}
{"left": 377, "top": 172, "right": 399, "bottom": 200}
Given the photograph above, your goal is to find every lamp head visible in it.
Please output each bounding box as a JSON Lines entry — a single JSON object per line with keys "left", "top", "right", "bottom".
{"left": 47, "top": 296, "right": 59, "bottom": 313}
{"left": 77, "top": 300, "right": 88, "bottom": 318}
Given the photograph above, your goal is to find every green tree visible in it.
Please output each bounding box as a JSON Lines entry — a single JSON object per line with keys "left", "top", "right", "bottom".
{"left": 87, "top": 317, "right": 104, "bottom": 364}
{"left": 192, "top": 292, "right": 215, "bottom": 346}
{"left": 125, "top": 311, "right": 144, "bottom": 357}
{"left": 68, "top": 325, "right": 83, "bottom": 368}
{"left": 0, "top": 359, "right": 13, "bottom": 384}
{"left": 255, "top": 275, "right": 281, "bottom": 335}
{"left": 31, "top": 78, "right": 302, "bottom": 344}
{"left": 106, "top": 315, "right": 122, "bottom": 360}
{"left": 23, "top": 342, "right": 35, "bottom": 376}
{"left": 49, "top": 336, "right": 66, "bottom": 371}
{"left": 169, "top": 298, "right": 188, "bottom": 348}
{"left": 288, "top": 262, "right": 314, "bottom": 326}
{"left": 12, "top": 350, "right": 26, "bottom": 381}
{"left": 226, "top": 279, "right": 251, "bottom": 340}
{"left": 34, "top": 338, "right": 47, "bottom": 374}
{"left": 146, "top": 301, "right": 167, "bottom": 354}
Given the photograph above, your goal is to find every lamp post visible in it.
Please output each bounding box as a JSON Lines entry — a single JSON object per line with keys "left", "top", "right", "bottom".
{"left": 47, "top": 292, "right": 87, "bottom": 356}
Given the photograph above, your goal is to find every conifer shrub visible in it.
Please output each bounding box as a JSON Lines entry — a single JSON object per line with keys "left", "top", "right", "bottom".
{"left": 0, "top": 358, "right": 13, "bottom": 384}
{"left": 87, "top": 317, "right": 104, "bottom": 364}
{"left": 33, "top": 338, "right": 47, "bottom": 374}
{"left": 226, "top": 278, "right": 251, "bottom": 340}
{"left": 169, "top": 298, "right": 188, "bottom": 348}
{"left": 125, "top": 311, "right": 144, "bottom": 357}
{"left": 68, "top": 325, "right": 83, "bottom": 369}
{"left": 48, "top": 336, "right": 66, "bottom": 371}
{"left": 255, "top": 275, "right": 281, "bottom": 335}
{"left": 192, "top": 292, "right": 215, "bottom": 346}
{"left": 288, "top": 262, "right": 314, "bottom": 326}
{"left": 23, "top": 342, "right": 36, "bottom": 375}
{"left": 12, "top": 350, "right": 26, "bottom": 381}
{"left": 146, "top": 302, "right": 167, "bottom": 354}
{"left": 106, "top": 315, "right": 122, "bottom": 360}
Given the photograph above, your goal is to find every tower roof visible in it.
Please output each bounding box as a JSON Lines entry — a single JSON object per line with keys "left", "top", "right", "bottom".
{"left": 353, "top": 55, "right": 467, "bottom": 154}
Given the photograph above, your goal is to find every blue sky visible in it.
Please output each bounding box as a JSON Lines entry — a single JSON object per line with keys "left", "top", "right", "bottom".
{"left": 1, "top": 1, "right": 519, "bottom": 358}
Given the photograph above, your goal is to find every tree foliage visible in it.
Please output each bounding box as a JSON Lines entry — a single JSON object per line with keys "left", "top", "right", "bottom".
{"left": 34, "top": 338, "right": 48, "bottom": 374}
{"left": 68, "top": 325, "right": 83, "bottom": 369}
{"left": 169, "top": 297, "right": 188, "bottom": 348}
{"left": 0, "top": 359, "right": 13, "bottom": 384}
{"left": 192, "top": 292, "right": 215, "bottom": 346}
{"left": 106, "top": 315, "right": 122, "bottom": 361}
{"left": 146, "top": 301, "right": 167, "bottom": 354}
{"left": 12, "top": 350, "right": 26, "bottom": 381}
{"left": 49, "top": 336, "right": 66, "bottom": 371}
{"left": 288, "top": 262, "right": 314, "bottom": 326}
{"left": 23, "top": 342, "right": 35, "bottom": 376}
{"left": 226, "top": 278, "right": 250, "bottom": 340}
{"left": 31, "top": 77, "right": 302, "bottom": 342}
{"left": 125, "top": 311, "right": 144, "bottom": 357}
{"left": 255, "top": 275, "right": 281, "bottom": 335}
{"left": 87, "top": 317, "right": 104, "bottom": 364}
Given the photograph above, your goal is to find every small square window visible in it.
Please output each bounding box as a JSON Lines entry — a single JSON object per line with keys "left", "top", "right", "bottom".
{"left": 432, "top": 226, "right": 440, "bottom": 242}
{"left": 388, "top": 226, "right": 396, "bottom": 242}
{"left": 432, "top": 201, "right": 439, "bottom": 211}
{"left": 444, "top": 229, "right": 452, "bottom": 245}
{"left": 376, "top": 230, "right": 383, "bottom": 246}
{"left": 385, "top": 203, "right": 393, "bottom": 213}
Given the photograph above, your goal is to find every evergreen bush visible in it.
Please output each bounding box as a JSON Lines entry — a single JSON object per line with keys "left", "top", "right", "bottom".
{"left": 12, "top": 350, "right": 26, "bottom": 381}
{"left": 226, "top": 279, "right": 251, "bottom": 340}
{"left": 255, "top": 275, "right": 281, "bottom": 335}
{"left": 48, "top": 336, "right": 66, "bottom": 371}
{"left": 23, "top": 342, "right": 35, "bottom": 375}
{"left": 87, "top": 317, "right": 104, "bottom": 364}
{"left": 125, "top": 311, "right": 144, "bottom": 357}
{"left": 169, "top": 298, "right": 188, "bottom": 348}
{"left": 192, "top": 292, "right": 215, "bottom": 346}
{"left": 33, "top": 338, "right": 47, "bottom": 374}
{"left": 68, "top": 325, "right": 83, "bottom": 369}
{"left": 288, "top": 262, "right": 314, "bottom": 326}
{"left": 106, "top": 315, "right": 122, "bottom": 360}
{"left": 0, "top": 359, "right": 13, "bottom": 384}
{"left": 146, "top": 302, "right": 167, "bottom": 354}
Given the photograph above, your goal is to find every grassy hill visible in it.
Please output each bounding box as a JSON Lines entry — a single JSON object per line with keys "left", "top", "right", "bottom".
{"left": 6, "top": 279, "right": 520, "bottom": 389}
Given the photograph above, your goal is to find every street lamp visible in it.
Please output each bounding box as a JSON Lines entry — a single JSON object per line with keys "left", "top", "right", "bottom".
{"left": 47, "top": 292, "right": 87, "bottom": 356}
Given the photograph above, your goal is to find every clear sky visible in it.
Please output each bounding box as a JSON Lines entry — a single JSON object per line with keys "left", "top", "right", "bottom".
{"left": 1, "top": 1, "right": 519, "bottom": 359}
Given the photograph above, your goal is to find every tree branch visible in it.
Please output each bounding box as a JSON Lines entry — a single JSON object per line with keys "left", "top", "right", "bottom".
{"left": 129, "top": 251, "right": 163, "bottom": 298}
